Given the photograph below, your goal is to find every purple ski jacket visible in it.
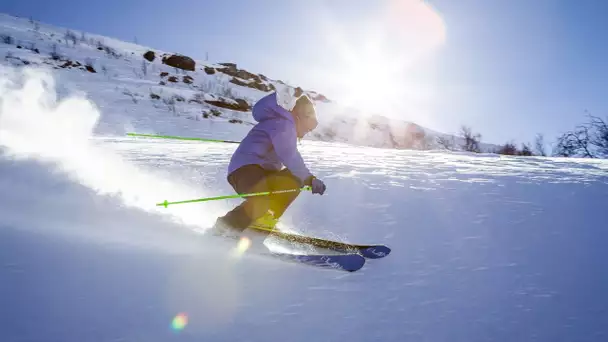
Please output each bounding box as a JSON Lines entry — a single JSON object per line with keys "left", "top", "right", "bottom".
{"left": 227, "top": 92, "right": 313, "bottom": 183}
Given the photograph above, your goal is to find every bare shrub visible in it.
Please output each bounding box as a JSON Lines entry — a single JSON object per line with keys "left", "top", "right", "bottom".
{"left": 518, "top": 143, "right": 533, "bottom": 156}
{"left": 49, "top": 44, "right": 61, "bottom": 60}
{"left": 65, "top": 30, "right": 77, "bottom": 46}
{"left": 460, "top": 126, "right": 482, "bottom": 152}
{"left": 497, "top": 142, "right": 518, "bottom": 155}
{"left": 199, "top": 79, "right": 236, "bottom": 99}
{"left": 436, "top": 135, "right": 456, "bottom": 151}
{"left": 162, "top": 96, "right": 177, "bottom": 115}
{"left": 553, "top": 114, "right": 607, "bottom": 158}
{"left": 534, "top": 134, "right": 546, "bottom": 156}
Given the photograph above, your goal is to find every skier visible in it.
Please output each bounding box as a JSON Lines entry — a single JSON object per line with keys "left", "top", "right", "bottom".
{"left": 210, "top": 87, "right": 327, "bottom": 237}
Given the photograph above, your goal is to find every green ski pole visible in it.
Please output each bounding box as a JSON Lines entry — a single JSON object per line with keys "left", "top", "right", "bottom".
{"left": 127, "top": 132, "right": 240, "bottom": 144}
{"left": 157, "top": 186, "right": 312, "bottom": 208}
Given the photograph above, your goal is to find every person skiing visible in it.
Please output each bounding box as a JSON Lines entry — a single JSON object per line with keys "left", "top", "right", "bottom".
{"left": 210, "top": 87, "right": 326, "bottom": 237}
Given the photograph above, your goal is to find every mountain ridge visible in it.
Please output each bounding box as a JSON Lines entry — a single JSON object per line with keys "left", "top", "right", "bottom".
{"left": 0, "top": 12, "right": 498, "bottom": 152}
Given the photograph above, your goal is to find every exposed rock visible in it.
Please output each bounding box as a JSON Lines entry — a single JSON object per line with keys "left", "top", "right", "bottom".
{"left": 229, "top": 77, "right": 248, "bottom": 87}
{"left": 58, "top": 60, "right": 83, "bottom": 69}
{"left": 216, "top": 63, "right": 260, "bottom": 81}
{"left": 143, "top": 50, "right": 155, "bottom": 62}
{"left": 228, "top": 76, "right": 273, "bottom": 92}
{"left": 248, "top": 81, "right": 274, "bottom": 92}
{"left": 162, "top": 54, "right": 195, "bottom": 71}
{"left": 150, "top": 93, "right": 161, "bottom": 100}
{"left": 85, "top": 65, "right": 96, "bottom": 73}
{"left": 204, "top": 66, "right": 216, "bottom": 75}
{"left": 235, "top": 99, "right": 250, "bottom": 110}
{"left": 160, "top": 71, "right": 169, "bottom": 77}
{"left": 229, "top": 118, "right": 243, "bottom": 124}
{"left": 167, "top": 76, "right": 178, "bottom": 83}
{"left": 183, "top": 75, "right": 193, "bottom": 84}
{"left": 205, "top": 98, "right": 250, "bottom": 112}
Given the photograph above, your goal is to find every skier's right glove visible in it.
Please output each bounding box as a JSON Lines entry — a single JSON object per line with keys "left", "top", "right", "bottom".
{"left": 311, "top": 178, "right": 326, "bottom": 195}
{"left": 304, "top": 175, "right": 326, "bottom": 195}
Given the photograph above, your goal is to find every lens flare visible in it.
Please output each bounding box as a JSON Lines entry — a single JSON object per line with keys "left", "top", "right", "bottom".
{"left": 236, "top": 236, "right": 251, "bottom": 253}
{"left": 172, "top": 313, "right": 188, "bottom": 331}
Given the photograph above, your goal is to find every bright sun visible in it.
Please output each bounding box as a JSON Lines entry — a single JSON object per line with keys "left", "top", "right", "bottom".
{"left": 326, "top": 0, "right": 446, "bottom": 118}
{"left": 338, "top": 49, "right": 407, "bottom": 113}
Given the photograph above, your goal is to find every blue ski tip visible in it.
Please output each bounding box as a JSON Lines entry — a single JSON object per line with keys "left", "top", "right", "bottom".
{"left": 273, "top": 252, "right": 366, "bottom": 272}
{"left": 359, "top": 245, "right": 391, "bottom": 259}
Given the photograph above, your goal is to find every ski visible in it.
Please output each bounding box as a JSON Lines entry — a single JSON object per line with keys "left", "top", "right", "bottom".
{"left": 249, "top": 226, "right": 391, "bottom": 259}
{"left": 268, "top": 251, "right": 366, "bottom": 272}
{"left": 206, "top": 229, "right": 366, "bottom": 272}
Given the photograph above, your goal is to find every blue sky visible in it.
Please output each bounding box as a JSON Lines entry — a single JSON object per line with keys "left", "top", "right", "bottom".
{"left": 1, "top": 0, "right": 607, "bottom": 147}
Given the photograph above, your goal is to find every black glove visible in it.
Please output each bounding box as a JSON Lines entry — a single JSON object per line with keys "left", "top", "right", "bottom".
{"left": 304, "top": 175, "right": 326, "bottom": 195}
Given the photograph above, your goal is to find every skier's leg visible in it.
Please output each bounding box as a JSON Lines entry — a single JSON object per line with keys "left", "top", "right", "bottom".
{"left": 220, "top": 165, "right": 271, "bottom": 231}
{"left": 266, "top": 168, "right": 302, "bottom": 219}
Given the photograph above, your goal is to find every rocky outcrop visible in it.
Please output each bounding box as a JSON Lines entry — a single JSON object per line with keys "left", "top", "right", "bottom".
{"left": 248, "top": 80, "right": 275, "bottom": 92}
{"left": 204, "top": 97, "right": 251, "bottom": 112}
{"left": 143, "top": 50, "right": 155, "bottom": 62}
{"left": 161, "top": 54, "right": 195, "bottom": 71}
{"left": 60, "top": 60, "right": 81, "bottom": 68}
{"left": 55, "top": 59, "right": 95, "bottom": 73}
{"left": 229, "top": 77, "right": 248, "bottom": 87}
{"left": 228, "top": 76, "right": 274, "bottom": 92}
{"left": 216, "top": 63, "right": 261, "bottom": 82}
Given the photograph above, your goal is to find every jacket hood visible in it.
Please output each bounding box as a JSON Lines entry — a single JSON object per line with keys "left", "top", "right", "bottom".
{"left": 252, "top": 92, "right": 296, "bottom": 123}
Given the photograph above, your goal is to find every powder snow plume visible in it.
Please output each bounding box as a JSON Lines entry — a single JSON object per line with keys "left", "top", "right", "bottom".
{"left": 0, "top": 66, "right": 225, "bottom": 230}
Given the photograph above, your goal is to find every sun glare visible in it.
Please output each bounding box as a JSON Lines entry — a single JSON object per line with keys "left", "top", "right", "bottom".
{"left": 338, "top": 49, "right": 406, "bottom": 112}
{"left": 326, "top": 0, "right": 446, "bottom": 118}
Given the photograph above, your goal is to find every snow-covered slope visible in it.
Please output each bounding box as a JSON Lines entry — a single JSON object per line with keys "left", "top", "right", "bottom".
{"left": 0, "top": 12, "right": 497, "bottom": 151}
{"left": 2, "top": 12, "right": 608, "bottom": 342}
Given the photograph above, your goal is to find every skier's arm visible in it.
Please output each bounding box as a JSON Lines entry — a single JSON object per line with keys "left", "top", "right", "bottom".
{"left": 267, "top": 120, "right": 313, "bottom": 184}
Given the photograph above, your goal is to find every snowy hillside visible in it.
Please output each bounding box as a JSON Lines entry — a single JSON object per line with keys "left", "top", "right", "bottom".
{"left": 2, "top": 12, "right": 608, "bottom": 342}
{"left": 0, "top": 12, "right": 497, "bottom": 151}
